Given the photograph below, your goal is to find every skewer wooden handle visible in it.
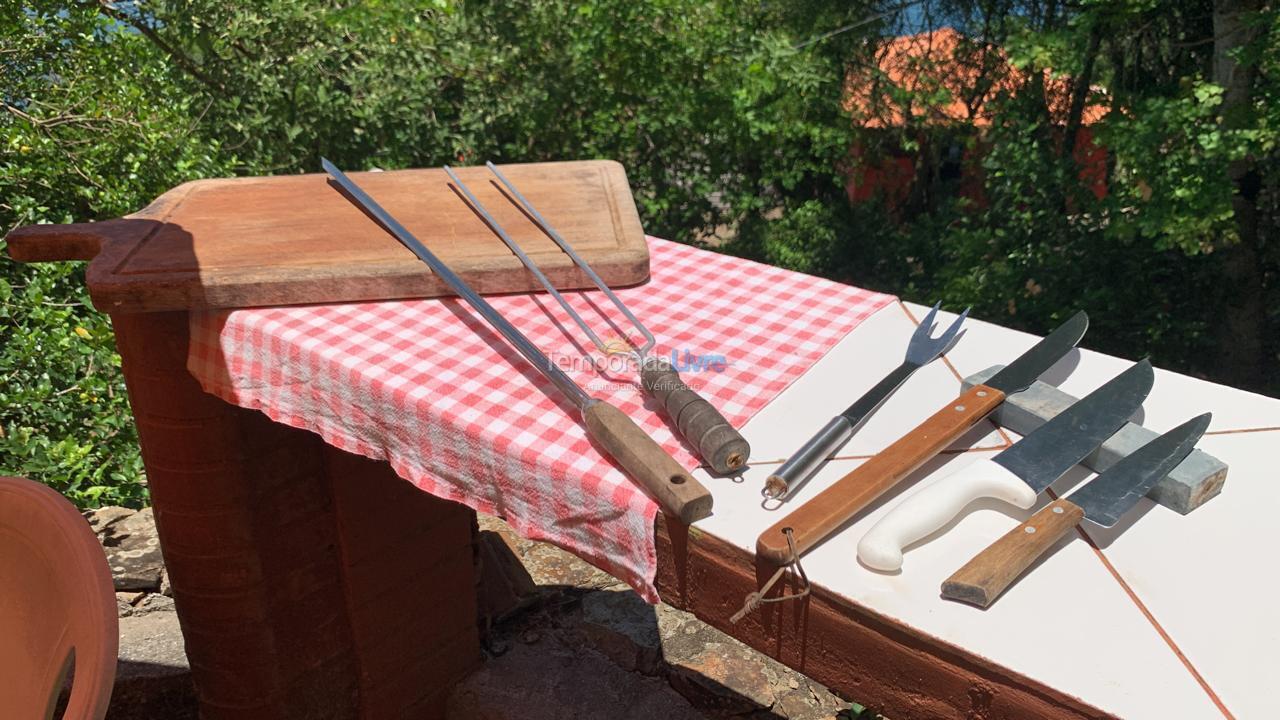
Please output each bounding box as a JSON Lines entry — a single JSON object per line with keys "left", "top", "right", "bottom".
{"left": 756, "top": 384, "right": 1005, "bottom": 564}
{"left": 583, "top": 400, "right": 714, "bottom": 524}
{"left": 641, "top": 359, "right": 750, "bottom": 475}
{"left": 942, "top": 498, "right": 1084, "bottom": 608}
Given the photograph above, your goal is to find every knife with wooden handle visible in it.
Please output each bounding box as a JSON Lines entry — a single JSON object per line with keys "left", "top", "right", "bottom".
{"left": 858, "top": 359, "right": 1154, "bottom": 572}
{"left": 942, "top": 413, "right": 1210, "bottom": 607}
{"left": 757, "top": 311, "right": 1089, "bottom": 564}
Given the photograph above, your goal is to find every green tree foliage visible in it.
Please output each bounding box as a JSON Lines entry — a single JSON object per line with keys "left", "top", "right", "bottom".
{"left": 2, "top": 5, "right": 233, "bottom": 505}
{"left": 2, "top": 1, "right": 1276, "bottom": 505}
{"left": 2, "top": 0, "right": 869, "bottom": 504}
{"left": 117, "top": 0, "right": 866, "bottom": 241}
{"left": 814, "top": 1, "right": 1277, "bottom": 388}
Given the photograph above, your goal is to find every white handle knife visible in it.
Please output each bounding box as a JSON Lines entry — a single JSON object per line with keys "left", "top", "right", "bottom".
{"left": 858, "top": 359, "right": 1155, "bottom": 572}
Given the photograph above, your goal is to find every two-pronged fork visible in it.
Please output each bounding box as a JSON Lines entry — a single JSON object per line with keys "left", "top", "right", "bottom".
{"left": 763, "top": 303, "right": 968, "bottom": 501}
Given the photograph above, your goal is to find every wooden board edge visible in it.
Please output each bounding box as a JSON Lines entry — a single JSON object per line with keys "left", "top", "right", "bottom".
{"left": 79, "top": 160, "right": 651, "bottom": 311}
{"left": 85, "top": 246, "right": 653, "bottom": 312}
{"left": 653, "top": 516, "right": 1115, "bottom": 720}
{"left": 598, "top": 159, "right": 648, "bottom": 249}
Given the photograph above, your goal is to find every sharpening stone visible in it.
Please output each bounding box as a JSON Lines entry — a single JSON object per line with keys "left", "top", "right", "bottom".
{"left": 963, "top": 366, "right": 1228, "bottom": 514}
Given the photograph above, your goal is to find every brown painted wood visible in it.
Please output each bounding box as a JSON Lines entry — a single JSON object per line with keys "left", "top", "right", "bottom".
{"left": 943, "top": 498, "right": 1085, "bottom": 608}
{"left": 6, "top": 160, "right": 648, "bottom": 312}
{"left": 655, "top": 516, "right": 1116, "bottom": 720}
{"left": 111, "top": 310, "right": 480, "bottom": 719}
{"left": 582, "top": 401, "right": 713, "bottom": 523}
{"left": 757, "top": 384, "right": 1006, "bottom": 564}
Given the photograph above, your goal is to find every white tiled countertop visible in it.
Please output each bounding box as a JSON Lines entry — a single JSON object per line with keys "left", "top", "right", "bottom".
{"left": 693, "top": 301, "right": 1276, "bottom": 719}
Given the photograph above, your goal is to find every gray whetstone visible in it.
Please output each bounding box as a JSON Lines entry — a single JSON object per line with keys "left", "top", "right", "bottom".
{"left": 964, "top": 366, "right": 1228, "bottom": 514}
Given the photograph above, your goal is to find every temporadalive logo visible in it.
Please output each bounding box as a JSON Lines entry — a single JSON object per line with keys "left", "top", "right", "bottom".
{"left": 549, "top": 336, "right": 730, "bottom": 376}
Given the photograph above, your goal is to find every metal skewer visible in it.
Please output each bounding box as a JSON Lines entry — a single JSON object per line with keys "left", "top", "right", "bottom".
{"left": 441, "top": 161, "right": 750, "bottom": 475}
{"left": 323, "top": 158, "right": 712, "bottom": 523}
{"left": 763, "top": 303, "right": 968, "bottom": 502}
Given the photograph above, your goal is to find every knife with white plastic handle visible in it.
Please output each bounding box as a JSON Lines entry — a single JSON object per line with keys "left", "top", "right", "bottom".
{"left": 858, "top": 359, "right": 1154, "bottom": 572}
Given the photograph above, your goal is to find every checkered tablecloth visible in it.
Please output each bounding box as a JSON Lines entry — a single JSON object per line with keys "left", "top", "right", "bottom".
{"left": 187, "top": 238, "right": 894, "bottom": 600}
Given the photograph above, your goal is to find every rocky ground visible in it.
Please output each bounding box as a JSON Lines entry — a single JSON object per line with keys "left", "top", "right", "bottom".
{"left": 77, "top": 507, "right": 197, "bottom": 719}
{"left": 82, "top": 506, "right": 873, "bottom": 719}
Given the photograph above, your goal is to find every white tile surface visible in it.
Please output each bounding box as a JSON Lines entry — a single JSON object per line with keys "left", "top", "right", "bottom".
{"left": 744, "top": 302, "right": 1003, "bottom": 467}
{"left": 702, "top": 303, "right": 1280, "bottom": 718}
{"left": 696, "top": 452, "right": 1223, "bottom": 719}
{"left": 1082, "top": 430, "right": 1280, "bottom": 719}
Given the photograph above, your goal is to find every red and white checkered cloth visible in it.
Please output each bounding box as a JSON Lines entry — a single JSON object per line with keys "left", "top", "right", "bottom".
{"left": 188, "top": 238, "right": 894, "bottom": 601}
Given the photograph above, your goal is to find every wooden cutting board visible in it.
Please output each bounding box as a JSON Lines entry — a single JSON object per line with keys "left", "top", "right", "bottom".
{"left": 6, "top": 160, "right": 649, "bottom": 312}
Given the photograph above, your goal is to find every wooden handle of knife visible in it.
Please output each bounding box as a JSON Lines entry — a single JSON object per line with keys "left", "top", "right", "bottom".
{"left": 583, "top": 400, "right": 713, "bottom": 524}
{"left": 756, "top": 384, "right": 1004, "bottom": 564}
{"left": 640, "top": 359, "right": 750, "bottom": 475}
{"left": 942, "top": 498, "right": 1084, "bottom": 608}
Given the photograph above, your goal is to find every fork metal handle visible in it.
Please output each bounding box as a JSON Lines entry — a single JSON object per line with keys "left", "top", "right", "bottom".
{"left": 764, "top": 416, "right": 855, "bottom": 499}
{"left": 765, "top": 361, "right": 919, "bottom": 500}
{"left": 486, "top": 161, "right": 656, "bottom": 357}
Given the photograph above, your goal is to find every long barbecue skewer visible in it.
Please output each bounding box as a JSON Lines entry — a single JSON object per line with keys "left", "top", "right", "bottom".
{"left": 442, "top": 161, "right": 750, "bottom": 476}
{"left": 322, "top": 159, "right": 712, "bottom": 523}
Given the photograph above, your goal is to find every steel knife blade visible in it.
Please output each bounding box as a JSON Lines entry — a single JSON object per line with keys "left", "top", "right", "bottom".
{"left": 941, "top": 413, "right": 1211, "bottom": 607}
{"left": 992, "top": 359, "right": 1155, "bottom": 494}
{"left": 1067, "top": 412, "right": 1212, "bottom": 526}
{"left": 858, "top": 359, "right": 1155, "bottom": 572}
{"left": 983, "top": 311, "right": 1088, "bottom": 395}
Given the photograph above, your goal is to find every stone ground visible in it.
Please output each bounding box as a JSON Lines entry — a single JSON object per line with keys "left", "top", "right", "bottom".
{"left": 455, "top": 514, "right": 867, "bottom": 719}
{"left": 81, "top": 506, "right": 874, "bottom": 719}
{"left": 69, "top": 507, "right": 197, "bottom": 719}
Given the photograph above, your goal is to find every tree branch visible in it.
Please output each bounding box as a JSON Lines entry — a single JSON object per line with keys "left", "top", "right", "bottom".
{"left": 1064, "top": 23, "right": 1102, "bottom": 158}
{"left": 92, "top": 1, "right": 225, "bottom": 92}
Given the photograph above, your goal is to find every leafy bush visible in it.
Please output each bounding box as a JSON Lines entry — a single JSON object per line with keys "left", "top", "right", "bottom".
{"left": 0, "top": 251, "right": 146, "bottom": 507}
{"left": 2, "top": 6, "right": 232, "bottom": 506}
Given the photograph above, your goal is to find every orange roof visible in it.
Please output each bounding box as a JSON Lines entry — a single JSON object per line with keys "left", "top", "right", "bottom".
{"left": 845, "top": 28, "right": 1108, "bottom": 129}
